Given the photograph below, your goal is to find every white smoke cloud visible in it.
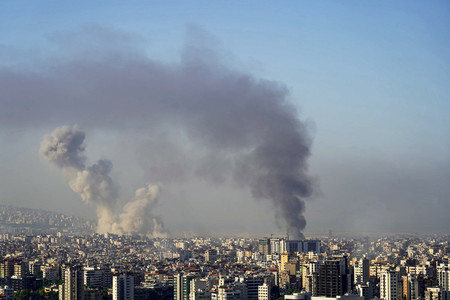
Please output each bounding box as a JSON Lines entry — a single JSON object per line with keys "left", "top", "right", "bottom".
{"left": 95, "top": 205, "right": 116, "bottom": 234}
{"left": 112, "top": 184, "right": 162, "bottom": 235}
{"left": 152, "top": 217, "right": 168, "bottom": 238}
{"left": 68, "top": 159, "right": 117, "bottom": 205}
{"left": 40, "top": 125, "right": 166, "bottom": 236}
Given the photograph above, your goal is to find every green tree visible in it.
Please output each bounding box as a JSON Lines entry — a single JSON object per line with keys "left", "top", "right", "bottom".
{"left": 14, "top": 289, "right": 58, "bottom": 300}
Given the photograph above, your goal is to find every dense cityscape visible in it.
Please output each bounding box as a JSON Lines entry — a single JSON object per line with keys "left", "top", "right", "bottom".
{"left": 1, "top": 1, "right": 448, "bottom": 300}
{"left": 0, "top": 206, "right": 449, "bottom": 300}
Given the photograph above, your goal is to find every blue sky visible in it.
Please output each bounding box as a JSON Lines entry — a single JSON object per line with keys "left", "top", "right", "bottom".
{"left": 0, "top": 1, "right": 449, "bottom": 234}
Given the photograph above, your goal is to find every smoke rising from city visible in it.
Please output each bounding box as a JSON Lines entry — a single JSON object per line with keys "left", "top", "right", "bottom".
{"left": 40, "top": 125, "right": 166, "bottom": 236}
{"left": 113, "top": 184, "right": 166, "bottom": 238}
{"left": 7, "top": 27, "right": 313, "bottom": 237}
{"left": 0, "top": 0, "right": 447, "bottom": 236}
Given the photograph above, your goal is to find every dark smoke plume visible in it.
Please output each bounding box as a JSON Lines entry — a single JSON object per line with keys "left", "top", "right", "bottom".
{"left": 6, "top": 26, "right": 313, "bottom": 237}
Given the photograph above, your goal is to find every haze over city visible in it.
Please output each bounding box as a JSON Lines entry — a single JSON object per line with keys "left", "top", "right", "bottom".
{"left": 0, "top": 1, "right": 449, "bottom": 236}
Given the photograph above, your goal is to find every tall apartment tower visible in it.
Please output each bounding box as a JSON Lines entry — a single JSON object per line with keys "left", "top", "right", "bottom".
{"left": 354, "top": 257, "right": 370, "bottom": 285}
{"left": 62, "top": 267, "right": 84, "bottom": 300}
{"left": 356, "top": 282, "right": 375, "bottom": 300}
{"left": 437, "top": 264, "right": 450, "bottom": 291}
{"left": 112, "top": 273, "right": 134, "bottom": 300}
{"left": 280, "top": 253, "right": 299, "bottom": 273}
{"left": 83, "top": 267, "right": 104, "bottom": 288}
{"left": 317, "top": 256, "right": 349, "bottom": 298}
{"left": 205, "top": 249, "right": 218, "bottom": 263}
{"left": 0, "top": 260, "right": 15, "bottom": 279}
{"left": 270, "top": 238, "right": 281, "bottom": 254}
{"left": 285, "top": 240, "right": 303, "bottom": 253}
{"left": 189, "top": 278, "right": 210, "bottom": 300}
{"left": 244, "top": 276, "right": 264, "bottom": 300}
{"left": 13, "top": 261, "right": 27, "bottom": 278}
{"left": 174, "top": 274, "right": 182, "bottom": 300}
{"left": 258, "top": 239, "right": 271, "bottom": 255}
{"left": 303, "top": 240, "right": 321, "bottom": 253}
{"left": 403, "top": 274, "right": 425, "bottom": 300}
{"left": 380, "top": 269, "right": 402, "bottom": 300}
{"left": 174, "top": 273, "right": 195, "bottom": 300}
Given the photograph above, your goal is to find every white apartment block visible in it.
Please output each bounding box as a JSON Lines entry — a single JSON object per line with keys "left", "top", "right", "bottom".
{"left": 438, "top": 264, "right": 450, "bottom": 291}
{"left": 258, "top": 283, "right": 270, "bottom": 300}
{"left": 380, "top": 269, "right": 402, "bottom": 300}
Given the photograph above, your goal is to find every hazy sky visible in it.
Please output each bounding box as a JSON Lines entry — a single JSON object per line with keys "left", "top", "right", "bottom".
{"left": 0, "top": 1, "right": 449, "bottom": 235}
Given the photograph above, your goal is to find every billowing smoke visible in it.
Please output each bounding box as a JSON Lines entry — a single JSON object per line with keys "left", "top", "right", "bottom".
{"left": 38, "top": 125, "right": 86, "bottom": 170}
{"left": 68, "top": 159, "right": 118, "bottom": 233}
{"left": 112, "top": 184, "right": 167, "bottom": 237}
{"left": 40, "top": 125, "right": 166, "bottom": 236}
{"left": 6, "top": 26, "right": 313, "bottom": 237}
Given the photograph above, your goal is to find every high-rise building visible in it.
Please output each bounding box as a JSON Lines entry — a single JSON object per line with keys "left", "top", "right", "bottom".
{"left": 112, "top": 273, "right": 134, "bottom": 300}
{"left": 280, "top": 253, "right": 298, "bottom": 273}
{"left": 356, "top": 282, "right": 375, "bottom": 300}
{"left": 403, "top": 274, "right": 425, "bottom": 300}
{"left": 303, "top": 240, "right": 321, "bottom": 253}
{"left": 42, "top": 266, "right": 58, "bottom": 280}
{"left": 354, "top": 257, "right": 370, "bottom": 285}
{"left": 280, "top": 253, "right": 289, "bottom": 273}
{"left": 380, "top": 269, "right": 402, "bottom": 300}
{"left": 317, "top": 256, "right": 349, "bottom": 298}
{"left": 174, "top": 273, "right": 195, "bottom": 300}
{"left": 14, "top": 261, "right": 27, "bottom": 278}
{"left": 303, "top": 273, "right": 318, "bottom": 296}
{"left": 244, "top": 276, "right": 264, "bottom": 300}
{"left": 190, "top": 277, "right": 210, "bottom": 300}
{"left": 102, "top": 267, "right": 113, "bottom": 288}
{"left": 270, "top": 238, "right": 282, "bottom": 254}
{"left": 258, "top": 239, "right": 271, "bottom": 255}
{"left": 284, "top": 240, "right": 321, "bottom": 254}
{"left": 437, "top": 264, "right": 450, "bottom": 291}
{"left": 28, "top": 261, "right": 42, "bottom": 276}
{"left": 205, "top": 249, "right": 218, "bottom": 263}
{"left": 62, "top": 267, "right": 84, "bottom": 300}
{"left": 84, "top": 267, "right": 104, "bottom": 288}
{"left": 302, "top": 261, "right": 319, "bottom": 286}
{"left": 0, "top": 259, "right": 15, "bottom": 279}
{"left": 285, "top": 240, "right": 303, "bottom": 253}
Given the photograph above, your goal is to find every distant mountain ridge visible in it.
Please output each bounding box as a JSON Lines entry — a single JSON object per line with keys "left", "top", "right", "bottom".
{"left": 0, "top": 204, "right": 94, "bottom": 234}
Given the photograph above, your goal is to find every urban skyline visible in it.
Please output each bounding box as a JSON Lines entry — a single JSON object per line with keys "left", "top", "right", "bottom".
{"left": 0, "top": 2, "right": 449, "bottom": 299}
{"left": 0, "top": 1, "right": 449, "bottom": 236}
{"left": 0, "top": 229, "right": 449, "bottom": 299}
